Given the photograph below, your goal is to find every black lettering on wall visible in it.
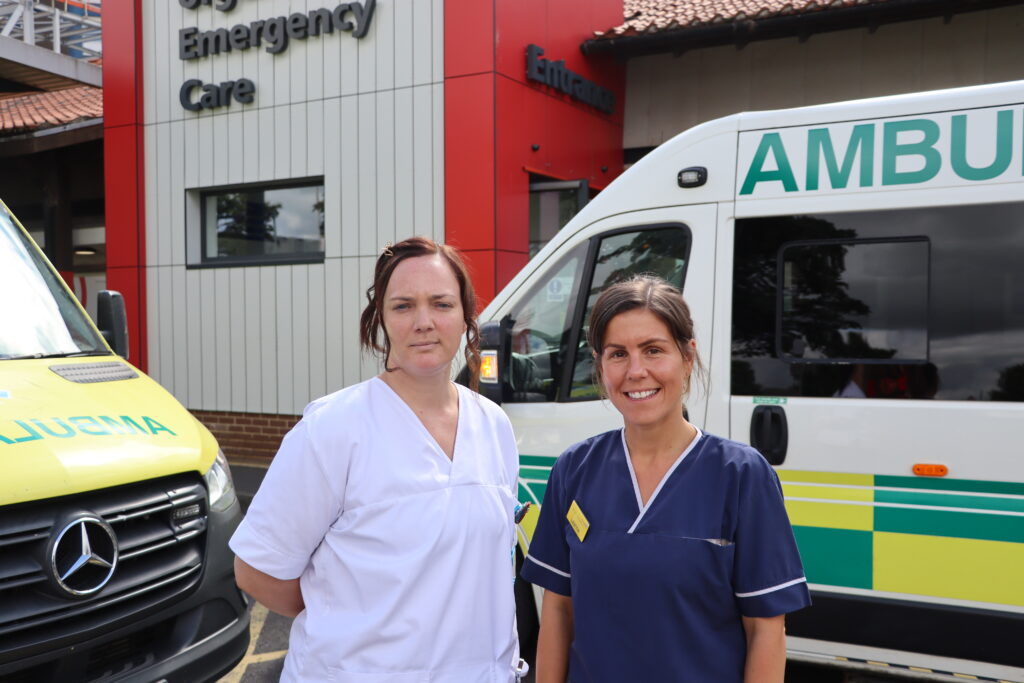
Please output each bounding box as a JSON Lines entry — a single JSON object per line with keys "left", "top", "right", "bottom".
{"left": 286, "top": 12, "right": 309, "bottom": 39}
{"left": 525, "top": 43, "right": 615, "bottom": 115}
{"left": 264, "top": 16, "right": 288, "bottom": 54}
{"left": 179, "top": 2, "right": 376, "bottom": 61}
{"left": 179, "top": 79, "right": 203, "bottom": 111}
{"left": 308, "top": 8, "right": 334, "bottom": 36}
{"left": 177, "top": 2, "right": 378, "bottom": 111}
{"left": 179, "top": 0, "right": 238, "bottom": 11}
{"left": 233, "top": 79, "right": 256, "bottom": 104}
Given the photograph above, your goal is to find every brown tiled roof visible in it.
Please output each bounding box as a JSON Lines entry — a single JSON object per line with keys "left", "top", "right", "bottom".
{"left": 0, "top": 86, "right": 102, "bottom": 135}
{"left": 597, "top": 0, "right": 895, "bottom": 38}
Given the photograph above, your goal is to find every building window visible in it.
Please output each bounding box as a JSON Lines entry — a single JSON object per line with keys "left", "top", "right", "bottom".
{"left": 529, "top": 177, "right": 589, "bottom": 258}
{"left": 198, "top": 179, "right": 325, "bottom": 265}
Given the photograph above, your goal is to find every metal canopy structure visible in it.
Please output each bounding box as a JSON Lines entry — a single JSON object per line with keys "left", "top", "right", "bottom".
{"left": 0, "top": 0, "right": 101, "bottom": 90}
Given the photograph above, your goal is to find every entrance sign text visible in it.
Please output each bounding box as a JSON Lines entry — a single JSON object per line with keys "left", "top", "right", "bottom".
{"left": 526, "top": 44, "right": 614, "bottom": 115}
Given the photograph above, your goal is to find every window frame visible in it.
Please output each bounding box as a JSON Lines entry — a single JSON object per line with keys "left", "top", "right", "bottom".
{"left": 189, "top": 176, "right": 326, "bottom": 269}
{"left": 560, "top": 222, "right": 694, "bottom": 403}
{"left": 774, "top": 235, "right": 932, "bottom": 366}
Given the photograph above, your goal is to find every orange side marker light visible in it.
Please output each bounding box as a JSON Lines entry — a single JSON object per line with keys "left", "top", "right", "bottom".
{"left": 913, "top": 463, "right": 948, "bottom": 477}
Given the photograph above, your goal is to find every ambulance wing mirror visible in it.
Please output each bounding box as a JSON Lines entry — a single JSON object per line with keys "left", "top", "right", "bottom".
{"left": 97, "top": 290, "right": 129, "bottom": 360}
{"left": 478, "top": 315, "right": 513, "bottom": 404}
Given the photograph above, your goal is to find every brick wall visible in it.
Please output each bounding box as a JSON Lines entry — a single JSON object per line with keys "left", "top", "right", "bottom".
{"left": 192, "top": 410, "right": 301, "bottom": 465}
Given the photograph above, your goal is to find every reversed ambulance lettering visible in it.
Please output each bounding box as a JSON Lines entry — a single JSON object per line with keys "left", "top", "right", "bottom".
{"left": 0, "top": 416, "right": 177, "bottom": 444}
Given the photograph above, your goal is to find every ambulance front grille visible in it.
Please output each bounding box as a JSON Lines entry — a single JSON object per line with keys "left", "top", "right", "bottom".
{"left": 0, "top": 474, "right": 207, "bottom": 642}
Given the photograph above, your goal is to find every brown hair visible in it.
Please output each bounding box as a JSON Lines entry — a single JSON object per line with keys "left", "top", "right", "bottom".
{"left": 587, "top": 274, "right": 707, "bottom": 399}
{"left": 359, "top": 236, "right": 481, "bottom": 390}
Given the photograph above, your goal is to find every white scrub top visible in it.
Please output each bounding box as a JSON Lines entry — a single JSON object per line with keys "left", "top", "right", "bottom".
{"left": 230, "top": 377, "right": 521, "bottom": 683}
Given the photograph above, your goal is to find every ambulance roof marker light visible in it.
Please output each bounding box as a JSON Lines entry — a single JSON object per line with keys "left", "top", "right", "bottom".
{"left": 913, "top": 463, "right": 948, "bottom": 477}
{"left": 678, "top": 166, "right": 707, "bottom": 188}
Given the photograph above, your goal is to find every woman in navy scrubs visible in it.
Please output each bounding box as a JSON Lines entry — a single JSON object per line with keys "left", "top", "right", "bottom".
{"left": 521, "top": 275, "right": 810, "bottom": 683}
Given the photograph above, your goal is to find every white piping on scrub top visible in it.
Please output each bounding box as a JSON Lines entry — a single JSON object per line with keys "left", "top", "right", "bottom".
{"left": 734, "top": 576, "right": 808, "bottom": 598}
{"left": 622, "top": 429, "right": 704, "bottom": 534}
{"left": 525, "top": 554, "right": 571, "bottom": 578}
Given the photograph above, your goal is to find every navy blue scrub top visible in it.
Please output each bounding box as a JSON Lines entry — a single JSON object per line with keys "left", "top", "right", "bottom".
{"left": 521, "top": 429, "right": 811, "bottom": 683}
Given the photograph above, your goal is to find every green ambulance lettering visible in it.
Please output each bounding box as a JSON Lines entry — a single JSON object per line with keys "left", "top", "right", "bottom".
{"left": 806, "top": 124, "right": 874, "bottom": 191}
{"left": 742, "top": 109, "right": 1017, "bottom": 195}
{"left": 70, "top": 416, "right": 111, "bottom": 436}
{"left": 739, "top": 132, "right": 797, "bottom": 195}
{"left": 100, "top": 415, "right": 145, "bottom": 434}
{"left": 143, "top": 417, "right": 176, "bottom": 436}
{"left": 951, "top": 109, "right": 1013, "bottom": 181}
{"left": 11, "top": 420, "right": 42, "bottom": 443}
{"left": 0, "top": 416, "right": 175, "bottom": 444}
{"left": 31, "top": 418, "right": 75, "bottom": 438}
{"left": 882, "top": 119, "right": 941, "bottom": 186}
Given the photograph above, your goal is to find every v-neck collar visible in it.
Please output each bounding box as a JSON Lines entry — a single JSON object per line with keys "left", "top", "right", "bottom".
{"left": 621, "top": 427, "right": 703, "bottom": 534}
{"left": 373, "top": 376, "right": 463, "bottom": 464}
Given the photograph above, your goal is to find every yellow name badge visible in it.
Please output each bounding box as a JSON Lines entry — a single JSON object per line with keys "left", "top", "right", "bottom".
{"left": 566, "top": 500, "right": 590, "bottom": 542}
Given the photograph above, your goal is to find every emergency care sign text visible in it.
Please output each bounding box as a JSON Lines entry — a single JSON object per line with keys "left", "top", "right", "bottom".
{"left": 177, "top": 0, "right": 376, "bottom": 112}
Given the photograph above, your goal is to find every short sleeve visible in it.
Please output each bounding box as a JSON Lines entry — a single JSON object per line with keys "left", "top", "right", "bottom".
{"left": 732, "top": 455, "right": 811, "bottom": 617}
{"left": 229, "top": 416, "right": 346, "bottom": 580}
{"left": 520, "top": 453, "right": 572, "bottom": 596}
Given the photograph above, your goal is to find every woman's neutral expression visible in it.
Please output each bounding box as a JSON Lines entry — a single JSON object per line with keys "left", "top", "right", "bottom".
{"left": 599, "top": 308, "right": 693, "bottom": 429}
{"left": 381, "top": 254, "right": 466, "bottom": 378}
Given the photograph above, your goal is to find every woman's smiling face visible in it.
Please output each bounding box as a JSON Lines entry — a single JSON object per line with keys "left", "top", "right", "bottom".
{"left": 598, "top": 308, "right": 694, "bottom": 430}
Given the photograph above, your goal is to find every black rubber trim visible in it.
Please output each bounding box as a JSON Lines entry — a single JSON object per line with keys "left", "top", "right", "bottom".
{"left": 788, "top": 590, "right": 1024, "bottom": 669}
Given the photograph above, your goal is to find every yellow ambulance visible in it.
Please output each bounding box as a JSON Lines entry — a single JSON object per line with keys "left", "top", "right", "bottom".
{"left": 0, "top": 199, "right": 249, "bottom": 681}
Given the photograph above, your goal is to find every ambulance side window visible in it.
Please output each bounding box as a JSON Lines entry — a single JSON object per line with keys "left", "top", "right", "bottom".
{"left": 504, "top": 243, "right": 587, "bottom": 402}
{"left": 568, "top": 225, "right": 691, "bottom": 400}
{"left": 732, "top": 201, "right": 1024, "bottom": 401}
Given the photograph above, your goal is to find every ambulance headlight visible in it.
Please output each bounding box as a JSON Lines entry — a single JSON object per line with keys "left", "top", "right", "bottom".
{"left": 205, "top": 449, "right": 237, "bottom": 511}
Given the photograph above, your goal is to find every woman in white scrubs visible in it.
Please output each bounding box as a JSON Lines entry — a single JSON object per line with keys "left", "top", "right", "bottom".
{"left": 230, "top": 237, "right": 523, "bottom": 682}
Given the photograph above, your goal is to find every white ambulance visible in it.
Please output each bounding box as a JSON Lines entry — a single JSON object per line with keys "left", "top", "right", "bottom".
{"left": 480, "top": 81, "right": 1024, "bottom": 682}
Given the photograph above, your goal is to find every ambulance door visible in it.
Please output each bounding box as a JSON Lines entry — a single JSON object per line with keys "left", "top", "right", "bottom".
{"left": 500, "top": 204, "right": 717, "bottom": 506}
{"left": 725, "top": 199, "right": 1024, "bottom": 678}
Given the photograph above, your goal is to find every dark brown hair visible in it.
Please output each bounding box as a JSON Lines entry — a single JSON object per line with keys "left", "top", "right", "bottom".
{"left": 359, "top": 236, "right": 481, "bottom": 390}
{"left": 587, "top": 274, "right": 707, "bottom": 399}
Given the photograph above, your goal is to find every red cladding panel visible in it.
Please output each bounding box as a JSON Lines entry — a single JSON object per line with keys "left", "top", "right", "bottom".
{"left": 495, "top": 0, "right": 548, "bottom": 79}
{"left": 445, "top": 74, "right": 496, "bottom": 253}
{"left": 106, "top": 266, "right": 145, "bottom": 366}
{"left": 447, "top": 0, "right": 626, "bottom": 293}
{"left": 445, "top": 0, "right": 495, "bottom": 78}
{"left": 460, "top": 249, "right": 498, "bottom": 308}
{"left": 496, "top": 250, "right": 529, "bottom": 289}
{"left": 103, "top": 0, "right": 147, "bottom": 372}
{"left": 495, "top": 76, "right": 542, "bottom": 252}
{"left": 102, "top": 1, "right": 141, "bottom": 128}
{"left": 104, "top": 125, "right": 141, "bottom": 269}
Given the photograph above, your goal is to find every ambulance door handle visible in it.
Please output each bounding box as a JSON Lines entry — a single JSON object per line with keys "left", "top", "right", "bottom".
{"left": 750, "top": 405, "right": 788, "bottom": 466}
